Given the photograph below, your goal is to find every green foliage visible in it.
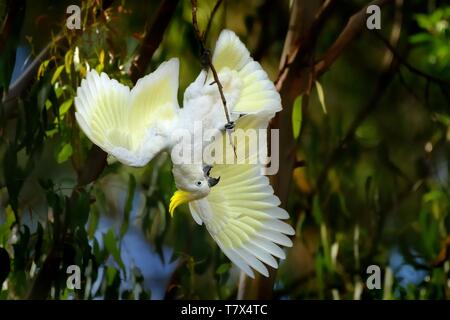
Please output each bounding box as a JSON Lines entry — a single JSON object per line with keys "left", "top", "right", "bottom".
{"left": 410, "top": 6, "right": 450, "bottom": 77}
{"left": 292, "top": 95, "right": 303, "bottom": 139}
{"left": 0, "top": 0, "right": 450, "bottom": 300}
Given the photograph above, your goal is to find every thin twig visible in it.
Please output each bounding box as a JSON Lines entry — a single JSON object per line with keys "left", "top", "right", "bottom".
{"left": 373, "top": 30, "right": 450, "bottom": 105}
{"left": 276, "top": 0, "right": 337, "bottom": 92}
{"left": 129, "top": 0, "right": 180, "bottom": 83}
{"left": 314, "top": 0, "right": 394, "bottom": 77}
{"left": 373, "top": 31, "right": 448, "bottom": 86}
{"left": 209, "top": 65, "right": 231, "bottom": 125}
{"left": 191, "top": 0, "right": 231, "bottom": 126}
{"left": 274, "top": 54, "right": 290, "bottom": 89}
{"left": 203, "top": 0, "right": 223, "bottom": 43}
{"left": 191, "top": 0, "right": 236, "bottom": 157}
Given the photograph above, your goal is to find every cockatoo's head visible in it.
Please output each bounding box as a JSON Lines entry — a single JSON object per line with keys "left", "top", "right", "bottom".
{"left": 169, "top": 164, "right": 219, "bottom": 215}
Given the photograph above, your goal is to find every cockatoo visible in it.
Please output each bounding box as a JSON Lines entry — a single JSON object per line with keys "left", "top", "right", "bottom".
{"left": 74, "top": 29, "right": 295, "bottom": 278}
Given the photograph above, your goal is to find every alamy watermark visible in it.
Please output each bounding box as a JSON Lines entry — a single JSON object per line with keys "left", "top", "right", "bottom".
{"left": 366, "top": 5, "right": 381, "bottom": 30}
{"left": 169, "top": 122, "right": 280, "bottom": 175}
{"left": 66, "top": 265, "right": 81, "bottom": 290}
{"left": 66, "top": 5, "right": 81, "bottom": 30}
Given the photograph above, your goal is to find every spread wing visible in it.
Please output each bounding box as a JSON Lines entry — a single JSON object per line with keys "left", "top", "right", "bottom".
{"left": 181, "top": 29, "right": 281, "bottom": 135}
{"left": 75, "top": 58, "right": 180, "bottom": 167}
{"left": 211, "top": 29, "right": 281, "bottom": 116}
{"left": 189, "top": 115, "right": 294, "bottom": 278}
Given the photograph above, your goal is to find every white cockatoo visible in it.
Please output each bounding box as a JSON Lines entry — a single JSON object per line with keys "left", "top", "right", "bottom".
{"left": 74, "top": 29, "right": 295, "bottom": 278}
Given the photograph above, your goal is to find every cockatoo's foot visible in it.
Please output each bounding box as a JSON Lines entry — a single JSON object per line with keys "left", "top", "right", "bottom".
{"left": 224, "top": 121, "right": 235, "bottom": 130}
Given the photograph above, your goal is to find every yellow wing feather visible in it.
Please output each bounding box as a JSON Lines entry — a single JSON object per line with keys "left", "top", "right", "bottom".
{"left": 75, "top": 58, "right": 180, "bottom": 167}
{"left": 189, "top": 115, "right": 294, "bottom": 278}
{"left": 211, "top": 30, "right": 281, "bottom": 116}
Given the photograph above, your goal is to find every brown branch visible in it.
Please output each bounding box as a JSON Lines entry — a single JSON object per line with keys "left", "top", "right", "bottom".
{"left": 259, "top": 0, "right": 397, "bottom": 300}
{"left": 2, "top": 35, "right": 65, "bottom": 118}
{"left": 275, "top": 0, "right": 337, "bottom": 91}
{"left": 374, "top": 32, "right": 448, "bottom": 86}
{"left": 373, "top": 30, "right": 450, "bottom": 105}
{"left": 251, "top": 0, "right": 331, "bottom": 300}
{"left": 314, "top": 0, "right": 394, "bottom": 76}
{"left": 202, "top": 0, "right": 223, "bottom": 43}
{"left": 1, "top": 0, "right": 118, "bottom": 118}
{"left": 129, "top": 0, "right": 180, "bottom": 84}
{"left": 190, "top": 0, "right": 232, "bottom": 126}
{"left": 315, "top": 0, "right": 402, "bottom": 192}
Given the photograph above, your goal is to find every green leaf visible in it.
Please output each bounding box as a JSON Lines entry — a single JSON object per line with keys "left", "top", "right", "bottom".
{"left": 45, "top": 99, "right": 52, "bottom": 110}
{"left": 51, "top": 65, "right": 64, "bottom": 84}
{"left": 0, "top": 205, "right": 16, "bottom": 246}
{"left": 216, "top": 263, "right": 231, "bottom": 275}
{"left": 103, "top": 229, "right": 125, "bottom": 271}
{"left": 409, "top": 33, "right": 432, "bottom": 44}
{"left": 37, "top": 60, "right": 50, "bottom": 80}
{"left": 315, "top": 81, "right": 327, "bottom": 114}
{"left": 64, "top": 49, "right": 73, "bottom": 74}
{"left": 59, "top": 98, "right": 73, "bottom": 116}
{"left": 56, "top": 143, "right": 73, "bottom": 163}
{"left": 312, "top": 195, "right": 322, "bottom": 224}
{"left": 291, "top": 95, "right": 303, "bottom": 139}
{"left": 120, "top": 174, "right": 136, "bottom": 237}
{"left": 96, "top": 49, "right": 105, "bottom": 73}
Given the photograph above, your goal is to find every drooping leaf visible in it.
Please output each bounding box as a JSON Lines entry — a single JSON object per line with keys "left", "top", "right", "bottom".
{"left": 103, "top": 229, "right": 125, "bottom": 271}
{"left": 64, "top": 49, "right": 73, "bottom": 74}
{"left": 59, "top": 98, "right": 73, "bottom": 116}
{"left": 315, "top": 81, "right": 327, "bottom": 114}
{"left": 56, "top": 143, "right": 73, "bottom": 163}
{"left": 216, "top": 263, "right": 231, "bottom": 275}
{"left": 51, "top": 65, "right": 64, "bottom": 84}
{"left": 291, "top": 95, "right": 303, "bottom": 139}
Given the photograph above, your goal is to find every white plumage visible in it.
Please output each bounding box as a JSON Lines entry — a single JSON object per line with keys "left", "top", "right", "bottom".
{"left": 75, "top": 29, "right": 295, "bottom": 278}
{"left": 75, "top": 59, "right": 180, "bottom": 166}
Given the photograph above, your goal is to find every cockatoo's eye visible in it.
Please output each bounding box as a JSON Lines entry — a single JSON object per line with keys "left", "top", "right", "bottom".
{"left": 196, "top": 181, "right": 202, "bottom": 187}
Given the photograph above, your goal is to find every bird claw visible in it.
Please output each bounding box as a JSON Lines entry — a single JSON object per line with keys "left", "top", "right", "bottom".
{"left": 224, "top": 121, "right": 235, "bottom": 130}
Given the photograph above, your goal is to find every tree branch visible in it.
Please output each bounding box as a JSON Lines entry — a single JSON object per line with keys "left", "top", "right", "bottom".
{"left": 129, "top": 0, "right": 180, "bottom": 84}
{"left": 314, "top": 0, "right": 394, "bottom": 76}
{"left": 315, "top": 0, "right": 402, "bottom": 192}
{"left": 203, "top": 0, "right": 223, "bottom": 43}
{"left": 190, "top": 0, "right": 232, "bottom": 127}
{"left": 372, "top": 30, "right": 450, "bottom": 104}
{"left": 2, "top": 36, "right": 65, "bottom": 118}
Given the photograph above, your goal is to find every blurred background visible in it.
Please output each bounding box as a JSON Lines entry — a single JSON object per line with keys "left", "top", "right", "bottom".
{"left": 0, "top": 0, "right": 449, "bottom": 299}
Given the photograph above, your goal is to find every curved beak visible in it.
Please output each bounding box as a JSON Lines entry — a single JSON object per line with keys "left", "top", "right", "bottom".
{"left": 203, "top": 165, "right": 212, "bottom": 176}
{"left": 207, "top": 176, "right": 220, "bottom": 187}
{"left": 169, "top": 190, "right": 193, "bottom": 216}
{"left": 204, "top": 165, "right": 220, "bottom": 187}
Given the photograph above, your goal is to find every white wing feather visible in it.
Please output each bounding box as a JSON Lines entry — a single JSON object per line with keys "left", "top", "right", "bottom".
{"left": 182, "top": 29, "right": 281, "bottom": 136}
{"left": 189, "top": 115, "right": 294, "bottom": 278}
{"left": 75, "top": 58, "right": 180, "bottom": 167}
{"left": 211, "top": 30, "right": 281, "bottom": 116}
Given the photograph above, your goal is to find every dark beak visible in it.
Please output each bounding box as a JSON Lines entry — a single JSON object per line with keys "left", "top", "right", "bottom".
{"left": 203, "top": 165, "right": 212, "bottom": 176}
{"left": 204, "top": 165, "right": 220, "bottom": 187}
{"left": 208, "top": 176, "right": 220, "bottom": 187}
